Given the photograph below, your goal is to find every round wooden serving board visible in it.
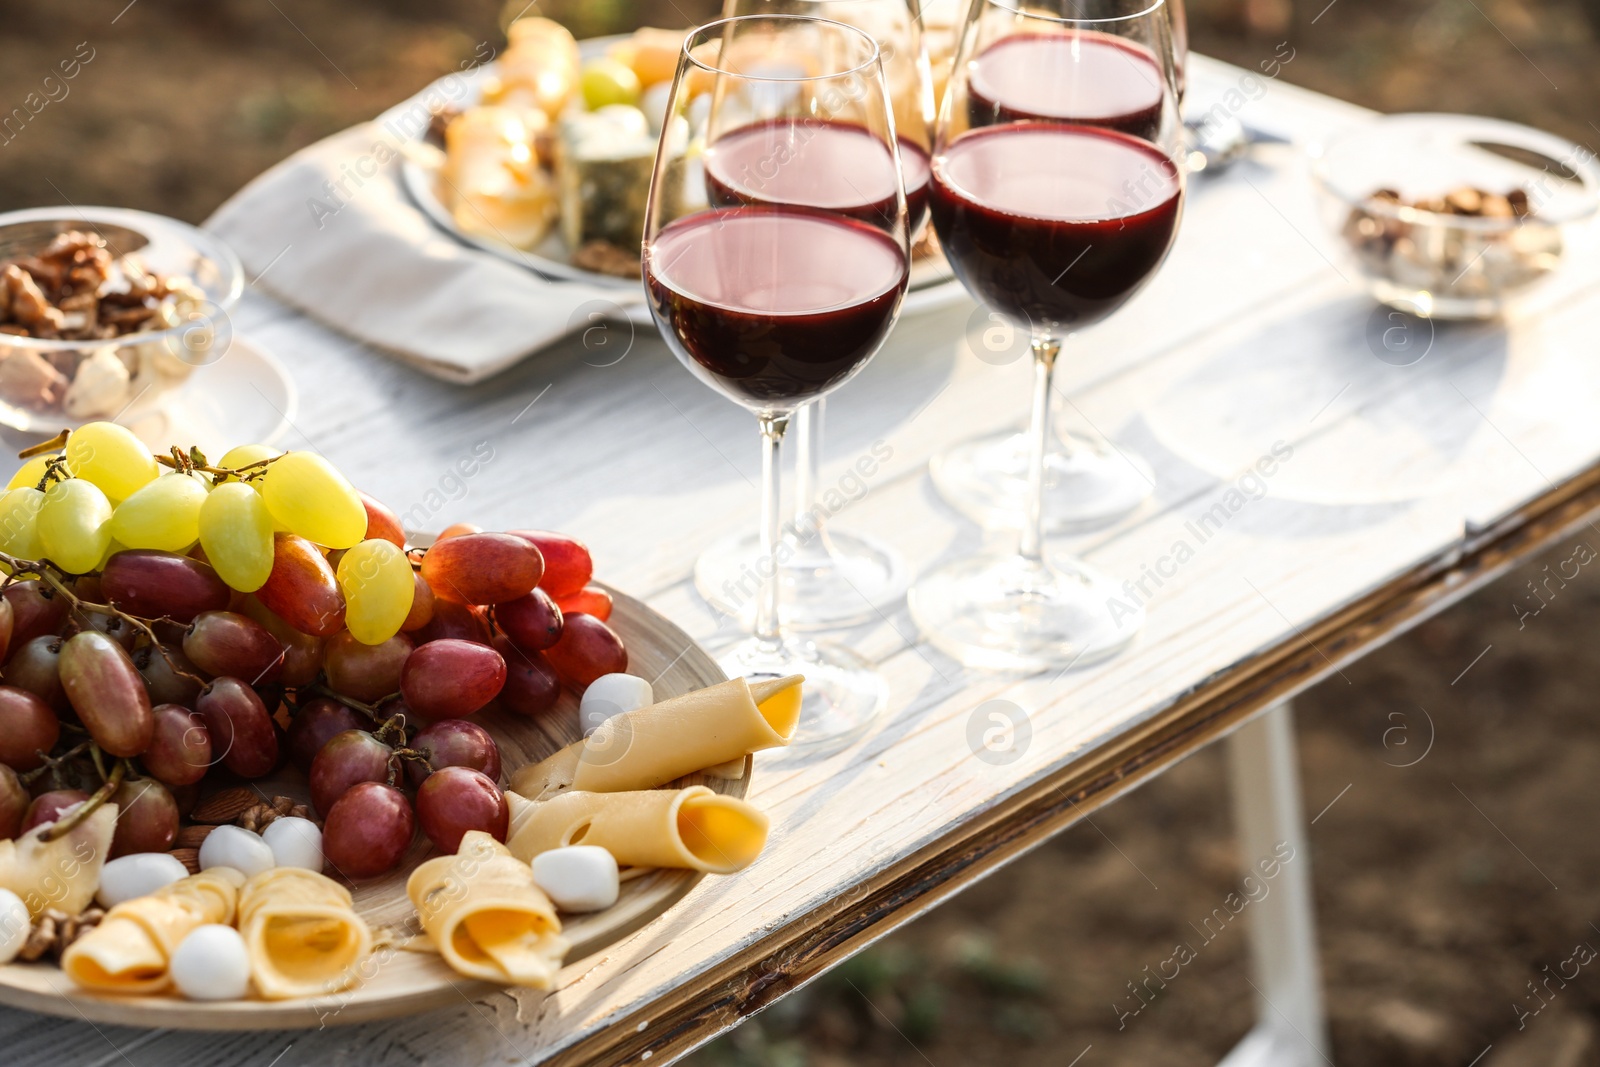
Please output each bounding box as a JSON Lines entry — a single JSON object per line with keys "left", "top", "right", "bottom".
{"left": 0, "top": 585, "right": 739, "bottom": 1030}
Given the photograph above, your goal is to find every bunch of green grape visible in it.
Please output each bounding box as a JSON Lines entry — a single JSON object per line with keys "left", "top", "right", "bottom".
{"left": 0, "top": 422, "right": 629, "bottom": 881}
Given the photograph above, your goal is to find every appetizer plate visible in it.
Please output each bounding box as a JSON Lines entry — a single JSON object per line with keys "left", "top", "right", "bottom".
{"left": 0, "top": 585, "right": 741, "bottom": 1030}
{"left": 394, "top": 37, "right": 968, "bottom": 316}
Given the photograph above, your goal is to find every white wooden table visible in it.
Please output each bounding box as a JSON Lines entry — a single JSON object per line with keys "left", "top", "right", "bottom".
{"left": 7, "top": 55, "right": 1600, "bottom": 1065}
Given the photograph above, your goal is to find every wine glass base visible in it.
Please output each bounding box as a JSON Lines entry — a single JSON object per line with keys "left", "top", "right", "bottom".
{"left": 694, "top": 528, "right": 911, "bottom": 631}
{"left": 907, "top": 550, "right": 1143, "bottom": 672}
{"left": 712, "top": 635, "right": 888, "bottom": 754}
{"left": 930, "top": 430, "right": 1154, "bottom": 532}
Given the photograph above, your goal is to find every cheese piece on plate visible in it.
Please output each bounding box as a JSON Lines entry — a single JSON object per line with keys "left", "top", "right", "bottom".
{"left": 0, "top": 804, "right": 117, "bottom": 919}
{"left": 505, "top": 785, "right": 769, "bottom": 875}
{"left": 407, "top": 831, "right": 568, "bottom": 988}
{"left": 509, "top": 675, "right": 802, "bottom": 799}
{"left": 238, "top": 868, "right": 372, "bottom": 1000}
{"left": 62, "top": 868, "right": 245, "bottom": 994}
{"left": 444, "top": 107, "right": 558, "bottom": 250}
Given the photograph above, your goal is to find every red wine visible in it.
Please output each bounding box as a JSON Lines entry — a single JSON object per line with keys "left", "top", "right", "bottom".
{"left": 968, "top": 33, "right": 1166, "bottom": 140}
{"left": 703, "top": 119, "right": 930, "bottom": 238}
{"left": 930, "top": 124, "right": 1181, "bottom": 332}
{"left": 645, "top": 207, "right": 908, "bottom": 407}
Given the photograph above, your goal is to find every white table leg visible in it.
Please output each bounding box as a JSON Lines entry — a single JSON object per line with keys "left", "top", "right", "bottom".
{"left": 1219, "top": 701, "right": 1332, "bottom": 1067}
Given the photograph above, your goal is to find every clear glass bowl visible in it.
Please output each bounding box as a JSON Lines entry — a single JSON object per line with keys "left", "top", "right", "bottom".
{"left": 1311, "top": 113, "right": 1600, "bottom": 319}
{"left": 0, "top": 206, "right": 244, "bottom": 432}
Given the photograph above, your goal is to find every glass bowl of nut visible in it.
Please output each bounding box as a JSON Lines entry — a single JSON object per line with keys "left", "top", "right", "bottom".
{"left": 0, "top": 206, "right": 244, "bottom": 433}
{"left": 1311, "top": 113, "right": 1600, "bottom": 319}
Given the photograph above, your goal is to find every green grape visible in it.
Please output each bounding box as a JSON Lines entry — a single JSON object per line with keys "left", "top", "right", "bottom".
{"left": 216, "top": 443, "right": 281, "bottom": 485}
{"left": 37, "top": 478, "right": 113, "bottom": 573}
{"left": 260, "top": 451, "right": 366, "bottom": 549}
{"left": 7, "top": 453, "right": 57, "bottom": 491}
{"left": 198, "top": 482, "right": 275, "bottom": 592}
{"left": 110, "top": 471, "right": 209, "bottom": 551}
{"left": 97, "top": 538, "right": 127, "bottom": 572}
{"left": 0, "top": 487, "right": 47, "bottom": 564}
{"left": 336, "top": 538, "right": 415, "bottom": 645}
{"left": 65, "top": 422, "right": 158, "bottom": 502}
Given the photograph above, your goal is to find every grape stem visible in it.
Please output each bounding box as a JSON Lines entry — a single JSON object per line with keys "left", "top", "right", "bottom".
{"left": 0, "top": 550, "right": 206, "bottom": 689}
{"left": 304, "top": 683, "right": 404, "bottom": 729}
{"left": 17, "top": 430, "right": 68, "bottom": 460}
{"left": 154, "top": 450, "right": 282, "bottom": 482}
{"left": 19, "top": 740, "right": 91, "bottom": 787}
{"left": 38, "top": 752, "right": 123, "bottom": 842}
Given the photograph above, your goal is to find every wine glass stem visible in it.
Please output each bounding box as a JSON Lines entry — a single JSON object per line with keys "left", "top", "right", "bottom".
{"left": 1019, "top": 336, "right": 1061, "bottom": 563}
{"left": 756, "top": 411, "right": 791, "bottom": 652}
{"left": 793, "top": 399, "right": 827, "bottom": 557}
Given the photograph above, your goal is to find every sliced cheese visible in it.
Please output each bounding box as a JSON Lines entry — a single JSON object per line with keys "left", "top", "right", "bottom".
{"left": 238, "top": 868, "right": 372, "bottom": 1000}
{"left": 62, "top": 868, "right": 244, "bottom": 994}
{"left": 407, "top": 832, "right": 568, "bottom": 988}
{"left": 506, "top": 786, "right": 768, "bottom": 874}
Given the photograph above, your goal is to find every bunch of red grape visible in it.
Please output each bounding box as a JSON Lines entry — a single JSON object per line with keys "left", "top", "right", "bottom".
{"left": 0, "top": 423, "right": 628, "bottom": 881}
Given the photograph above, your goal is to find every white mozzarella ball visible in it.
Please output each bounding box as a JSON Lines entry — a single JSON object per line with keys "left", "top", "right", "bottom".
{"left": 579, "top": 673, "right": 653, "bottom": 736}
{"left": 96, "top": 852, "right": 190, "bottom": 909}
{"left": 170, "top": 924, "right": 251, "bottom": 1001}
{"left": 198, "top": 825, "right": 275, "bottom": 878}
{"left": 532, "top": 845, "right": 620, "bottom": 913}
{"left": 0, "top": 889, "right": 29, "bottom": 964}
{"left": 261, "top": 817, "right": 322, "bottom": 872}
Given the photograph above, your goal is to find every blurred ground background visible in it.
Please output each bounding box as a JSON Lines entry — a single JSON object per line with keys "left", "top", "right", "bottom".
{"left": 2, "top": 2, "right": 1598, "bottom": 1065}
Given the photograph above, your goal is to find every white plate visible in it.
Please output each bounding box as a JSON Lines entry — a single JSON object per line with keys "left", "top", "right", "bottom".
{"left": 122, "top": 334, "right": 297, "bottom": 455}
{"left": 393, "top": 37, "right": 968, "bottom": 315}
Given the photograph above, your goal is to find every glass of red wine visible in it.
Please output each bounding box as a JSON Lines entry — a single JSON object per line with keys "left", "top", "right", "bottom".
{"left": 692, "top": 0, "right": 933, "bottom": 633}
{"left": 645, "top": 15, "right": 912, "bottom": 744}
{"left": 926, "top": 0, "right": 1187, "bottom": 536}
{"left": 907, "top": 0, "right": 1185, "bottom": 670}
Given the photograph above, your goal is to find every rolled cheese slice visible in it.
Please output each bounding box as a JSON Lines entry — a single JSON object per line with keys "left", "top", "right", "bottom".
{"left": 0, "top": 803, "right": 116, "bottom": 919}
{"left": 506, "top": 786, "right": 769, "bottom": 874}
{"left": 406, "top": 831, "right": 568, "bottom": 988}
{"left": 238, "top": 868, "right": 373, "bottom": 1000}
{"left": 62, "top": 868, "right": 244, "bottom": 994}
{"left": 509, "top": 675, "right": 803, "bottom": 799}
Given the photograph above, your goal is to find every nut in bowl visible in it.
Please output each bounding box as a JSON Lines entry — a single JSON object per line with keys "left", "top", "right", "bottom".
{"left": 0, "top": 207, "right": 244, "bottom": 432}
{"left": 1312, "top": 113, "right": 1600, "bottom": 319}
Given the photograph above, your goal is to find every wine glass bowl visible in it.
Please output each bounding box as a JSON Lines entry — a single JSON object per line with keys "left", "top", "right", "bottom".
{"left": 645, "top": 14, "right": 911, "bottom": 746}
{"left": 908, "top": 0, "right": 1185, "bottom": 671}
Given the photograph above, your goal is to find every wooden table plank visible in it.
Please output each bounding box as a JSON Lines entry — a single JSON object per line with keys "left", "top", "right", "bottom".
{"left": 5, "top": 55, "right": 1595, "bottom": 1064}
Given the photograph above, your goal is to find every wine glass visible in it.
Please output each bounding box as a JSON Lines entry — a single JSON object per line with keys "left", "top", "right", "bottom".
{"left": 692, "top": 0, "right": 934, "bottom": 631}
{"left": 926, "top": 0, "right": 1188, "bottom": 535}
{"left": 906, "top": 0, "right": 1186, "bottom": 670}
{"left": 645, "top": 15, "right": 911, "bottom": 744}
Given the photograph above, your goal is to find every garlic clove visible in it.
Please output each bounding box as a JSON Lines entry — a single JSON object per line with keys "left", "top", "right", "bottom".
{"left": 197, "top": 824, "right": 275, "bottom": 879}
{"left": 578, "top": 673, "right": 653, "bottom": 736}
{"left": 170, "top": 923, "right": 251, "bottom": 1000}
{"left": 260, "top": 817, "right": 322, "bottom": 872}
{"left": 95, "top": 851, "right": 190, "bottom": 909}
{"left": 0, "top": 888, "right": 28, "bottom": 964}
{"left": 531, "top": 845, "right": 620, "bottom": 913}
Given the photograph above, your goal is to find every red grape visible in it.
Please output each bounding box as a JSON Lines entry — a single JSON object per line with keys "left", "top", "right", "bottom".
{"left": 360, "top": 492, "right": 406, "bottom": 548}
{"left": 4, "top": 581, "right": 67, "bottom": 656}
{"left": 436, "top": 523, "right": 481, "bottom": 541}
{"left": 416, "top": 767, "right": 507, "bottom": 852}
{"left": 182, "top": 611, "right": 285, "bottom": 684}
{"left": 492, "top": 588, "right": 562, "bottom": 651}
{"left": 493, "top": 635, "right": 561, "bottom": 717}
{"left": 195, "top": 677, "right": 279, "bottom": 778}
{"left": 544, "top": 613, "right": 627, "bottom": 690}
{"left": 400, "top": 639, "right": 505, "bottom": 720}
{"left": 134, "top": 644, "right": 203, "bottom": 708}
{"left": 556, "top": 586, "right": 613, "bottom": 622}
{"left": 413, "top": 599, "right": 491, "bottom": 646}
{"left": 325, "top": 631, "right": 412, "bottom": 703}
{"left": 322, "top": 782, "right": 414, "bottom": 879}
{"left": 309, "top": 729, "right": 393, "bottom": 816}
{"left": 238, "top": 596, "right": 326, "bottom": 688}
{"left": 408, "top": 718, "right": 502, "bottom": 787}
{"left": 23, "top": 789, "right": 88, "bottom": 833}
{"left": 420, "top": 533, "right": 543, "bottom": 605}
{"left": 0, "top": 596, "right": 14, "bottom": 665}
{"left": 142, "top": 704, "right": 212, "bottom": 786}
{"left": 285, "top": 697, "right": 365, "bottom": 774}
{"left": 257, "top": 534, "right": 346, "bottom": 637}
{"left": 100, "top": 550, "right": 231, "bottom": 623}
{"left": 400, "top": 571, "right": 435, "bottom": 632}
{"left": 0, "top": 685, "right": 59, "bottom": 771}
{"left": 108, "top": 776, "right": 179, "bottom": 857}
{"left": 4, "top": 635, "right": 67, "bottom": 712}
{"left": 60, "top": 631, "right": 153, "bottom": 758}
{"left": 0, "top": 765, "right": 24, "bottom": 839}
{"left": 69, "top": 609, "right": 136, "bottom": 651}
{"left": 510, "top": 530, "right": 593, "bottom": 598}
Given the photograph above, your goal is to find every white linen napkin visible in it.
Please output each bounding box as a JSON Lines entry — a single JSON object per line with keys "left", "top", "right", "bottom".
{"left": 205, "top": 122, "right": 648, "bottom": 385}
